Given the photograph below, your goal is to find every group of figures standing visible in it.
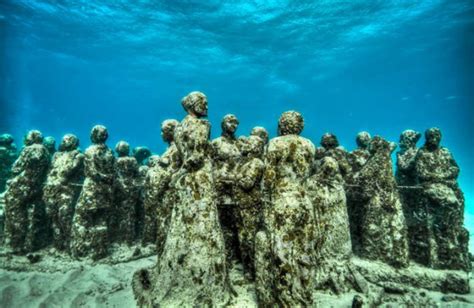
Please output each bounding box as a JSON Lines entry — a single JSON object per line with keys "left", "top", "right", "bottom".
{"left": 0, "top": 91, "right": 470, "bottom": 307}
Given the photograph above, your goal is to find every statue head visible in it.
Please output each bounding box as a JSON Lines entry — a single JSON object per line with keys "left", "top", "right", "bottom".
{"left": 0, "top": 134, "right": 14, "bottom": 147}
{"left": 181, "top": 91, "right": 208, "bottom": 117}
{"left": 161, "top": 119, "right": 179, "bottom": 144}
{"left": 277, "top": 111, "right": 304, "bottom": 136}
{"left": 318, "top": 156, "right": 340, "bottom": 178}
{"left": 399, "top": 129, "right": 421, "bottom": 151}
{"left": 320, "top": 133, "right": 339, "bottom": 150}
{"left": 24, "top": 130, "right": 43, "bottom": 146}
{"left": 44, "top": 136, "right": 56, "bottom": 153}
{"left": 369, "top": 135, "right": 391, "bottom": 155}
{"left": 115, "top": 141, "right": 130, "bottom": 157}
{"left": 59, "top": 134, "right": 79, "bottom": 152}
{"left": 425, "top": 127, "right": 441, "bottom": 150}
{"left": 356, "top": 131, "right": 371, "bottom": 149}
{"left": 250, "top": 126, "right": 269, "bottom": 145}
{"left": 221, "top": 114, "right": 239, "bottom": 137}
{"left": 90, "top": 125, "right": 108, "bottom": 144}
{"left": 133, "top": 146, "right": 152, "bottom": 165}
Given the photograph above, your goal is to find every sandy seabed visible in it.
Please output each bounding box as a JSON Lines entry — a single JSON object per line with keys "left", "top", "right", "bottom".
{"left": 0, "top": 244, "right": 473, "bottom": 307}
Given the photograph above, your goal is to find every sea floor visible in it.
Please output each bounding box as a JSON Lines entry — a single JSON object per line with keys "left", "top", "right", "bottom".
{"left": 0, "top": 245, "right": 473, "bottom": 307}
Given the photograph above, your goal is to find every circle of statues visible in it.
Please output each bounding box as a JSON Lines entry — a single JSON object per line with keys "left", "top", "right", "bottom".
{"left": 0, "top": 91, "right": 470, "bottom": 306}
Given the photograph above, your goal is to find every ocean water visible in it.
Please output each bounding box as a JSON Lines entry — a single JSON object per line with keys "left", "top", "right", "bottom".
{"left": 1, "top": 1, "right": 473, "bottom": 244}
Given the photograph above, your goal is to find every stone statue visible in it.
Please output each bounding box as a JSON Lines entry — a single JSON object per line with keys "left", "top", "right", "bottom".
{"left": 43, "top": 134, "right": 84, "bottom": 252}
{"left": 71, "top": 125, "right": 115, "bottom": 260}
{"left": 250, "top": 126, "right": 269, "bottom": 145}
{"left": 0, "top": 133, "right": 18, "bottom": 193}
{"left": 133, "top": 91, "right": 231, "bottom": 307}
{"left": 255, "top": 111, "right": 316, "bottom": 306}
{"left": 4, "top": 130, "right": 50, "bottom": 254}
{"left": 414, "top": 128, "right": 470, "bottom": 271}
{"left": 315, "top": 133, "right": 352, "bottom": 180}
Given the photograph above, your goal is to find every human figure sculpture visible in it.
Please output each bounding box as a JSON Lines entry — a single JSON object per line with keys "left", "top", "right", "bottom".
{"left": 395, "top": 130, "right": 422, "bottom": 261}
{"left": 0, "top": 134, "right": 18, "bottom": 193}
{"left": 142, "top": 119, "right": 181, "bottom": 249}
{"left": 71, "top": 125, "right": 115, "bottom": 260}
{"left": 43, "top": 136, "right": 57, "bottom": 158}
{"left": 4, "top": 130, "right": 50, "bottom": 254}
{"left": 315, "top": 133, "right": 352, "bottom": 180}
{"left": 355, "top": 136, "right": 409, "bottom": 268}
{"left": 235, "top": 135, "right": 265, "bottom": 279}
{"left": 255, "top": 111, "right": 316, "bottom": 306}
{"left": 43, "top": 134, "right": 84, "bottom": 251}
{"left": 348, "top": 131, "right": 371, "bottom": 173}
{"left": 250, "top": 126, "right": 269, "bottom": 145}
{"left": 133, "top": 92, "right": 230, "bottom": 307}
{"left": 112, "top": 140, "right": 140, "bottom": 244}
{"left": 414, "top": 128, "right": 470, "bottom": 271}
{"left": 211, "top": 114, "right": 241, "bottom": 264}
{"left": 346, "top": 131, "right": 371, "bottom": 253}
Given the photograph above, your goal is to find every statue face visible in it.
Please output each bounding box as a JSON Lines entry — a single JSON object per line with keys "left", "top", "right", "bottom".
{"left": 193, "top": 96, "right": 208, "bottom": 117}
{"left": 425, "top": 128, "right": 441, "bottom": 149}
{"left": 356, "top": 132, "right": 371, "bottom": 149}
{"left": 60, "top": 134, "right": 79, "bottom": 151}
{"left": 222, "top": 115, "right": 239, "bottom": 135}
{"left": 91, "top": 125, "right": 108, "bottom": 144}
{"left": 161, "top": 120, "right": 178, "bottom": 143}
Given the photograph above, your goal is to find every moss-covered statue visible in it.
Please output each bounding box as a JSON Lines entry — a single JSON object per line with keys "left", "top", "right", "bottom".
{"left": 112, "top": 140, "right": 140, "bottom": 245}
{"left": 395, "top": 130, "right": 423, "bottom": 262}
{"left": 348, "top": 131, "right": 371, "bottom": 173}
{"left": 0, "top": 133, "right": 18, "bottom": 193}
{"left": 235, "top": 135, "right": 265, "bottom": 280}
{"left": 43, "top": 134, "right": 84, "bottom": 252}
{"left": 346, "top": 131, "right": 371, "bottom": 254}
{"left": 211, "top": 114, "right": 241, "bottom": 264}
{"left": 71, "top": 125, "right": 115, "bottom": 260}
{"left": 354, "top": 136, "right": 409, "bottom": 268}
{"left": 43, "top": 136, "right": 57, "bottom": 158}
{"left": 142, "top": 119, "right": 181, "bottom": 251}
{"left": 414, "top": 128, "right": 470, "bottom": 271}
{"left": 255, "top": 111, "right": 316, "bottom": 307}
{"left": 4, "top": 130, "right": 50, "bottom": 254}
{"left": 315, "top": 133, "right": 352, "bottom": 180}
{"left": 250, "top": 126, "right": 269, "bottom": 145}
{"left": 133, "top": 91, "right": 231, "bottom": 307}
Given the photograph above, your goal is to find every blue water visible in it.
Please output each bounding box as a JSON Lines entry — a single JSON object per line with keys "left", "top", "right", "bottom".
{"left": 1, "top": 1, "right": 473, "bottom": 244}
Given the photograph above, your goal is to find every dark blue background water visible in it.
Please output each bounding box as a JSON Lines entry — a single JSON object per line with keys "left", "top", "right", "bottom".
{"left": 1, "top": 1, "right": 473, "bottom": 244}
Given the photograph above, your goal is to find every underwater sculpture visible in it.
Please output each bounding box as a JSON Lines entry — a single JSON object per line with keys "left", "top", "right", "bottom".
{"left": 234, "top": 135, "right": 265, "bottom": 279}
{"left": 255, "top": 111, "right": 317, "bottom": 307}
{"left": 307, "top": 156, "right": 354, "bottom": 293}
{"left": 133, "top": 91, "right": 231, "bottom": 307}
{"left": 250, "top": 126, "right": 269, "bottom": 145}
{"left": 4, "top": 130, "right": 50, "bottom": 254}
{"left": 395, "top": 129, "right": 423, "bottom": 262}
{"left": 0, "top": 133, "right": 18, "bottom": 193}
{"left": 43, "top": 136, "right": 57, "bottom": 158}
{"left": 315, "top": 133, "right": 352, "bottom": 180}
{"left": 414, "top": 127, "right": 470, "bottom": 271}
{"left": 354, "top": 136, "right": 409, "bottom": 268}
{"left": 142, "top": 119, "right": 181, "bottom": 250}
{"left": 346, "top": 131, "right": 371, "bottom": 253}
{"left": 43, "top": 134, "right": 84, "bottom": 252}
{"left": 71, "top": 125, "right": 115, "bottom": 260}
{"left": 348, "top": 131, "right": 371, "bottom": 173}
{"left": 212, "top": 114, "right": 241, "bottom": 264}
{"left": 112, "top": 141, "right": 140, "bottom": 245}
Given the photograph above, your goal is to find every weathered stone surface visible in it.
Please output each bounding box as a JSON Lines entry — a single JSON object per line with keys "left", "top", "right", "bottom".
{"left": 315, "top": 133, "right": 352, "bottom": 180}
{"left": 346, "top": 132, "right": 371, "bottom": 255}
{"left": 4, "top": 130, "right": 50, "bottom": 254}
{"left": 0, "top": 134, "right": 18, "bottom": 193}
{"left": 353, "top": 136, "right": 409, "bottom": 268}
{"left": 43, "top": 134, "right": 84, "bottom": 252}
{"left": 414, "top": 127, "right": 470, "bottom": 271}
{"left": 250, "top": 126, "right": 269, "bottom": 145}
{"left": 112, "top": 141, "right": 140, "bottom": 245}
{"left": 133, "top": 91, "right": 231, "bottom": 307}
{"left": 212, "top": 114, "right": 241, "bottom": 265}
{"left": 256, "top": 111, "right": 316, "bottom": 306}
{"left": 43, "top": 136, "right": 56, "bottom": 158}
{"left": 234, "top": 135, "right": 264, "bottom": 279}
{"left": 71, "top": 125, "right": 115, "bottom": 260}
